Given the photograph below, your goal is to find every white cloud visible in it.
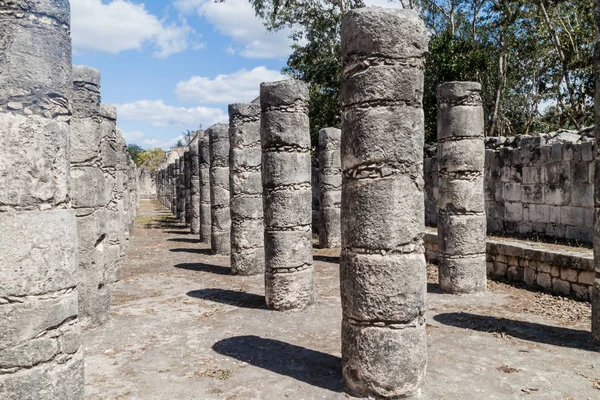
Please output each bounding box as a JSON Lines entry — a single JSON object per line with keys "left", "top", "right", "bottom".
{"left": 121, "top": 130, "right": 145, "bottom": 143}
{"left": 71, "top": 0, "right": 197, "bottom": 58}
{"left": 142, "top": 135, "right": 185, "bottom": 150}
{"left": 175, "top": 66, "right": 285, "bottom": 104}
{"left": 175, "top": 0, "right": 294, "bottom": 59}
{"left": 116, "top": 100, "right": 227, "bottom": 128}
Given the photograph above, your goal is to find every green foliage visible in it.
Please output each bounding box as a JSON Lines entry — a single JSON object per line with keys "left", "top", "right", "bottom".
{"left": 127, "top": 144, "right": 166, "bottom": 172}
{"left": 248, "top": 0, "right": 595, "bottom": 142}
{"left": 137, "top": 148, "right": 166, "bottom": 173}
{"left": 127, "top": 144, "right": 144, "bottom": 165}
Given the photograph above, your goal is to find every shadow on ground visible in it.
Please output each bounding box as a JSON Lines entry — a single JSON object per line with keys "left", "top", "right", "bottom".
{"left": 313, "top": 255, "right": 340, "bottom": 264}
{"left": 167, "top": 238, "right": 201, "bottom": 244}
{"left": 163, "top": 230, "right": 191, "bottom": 235}
{"left": 213, "top": 335, "right": 344, "bottom": 393}
{"left": 434, "top": 312, "right": 599, "bottom": 351}
{"left": 175, "top": 263, "right": 230, "bottom": 275}
{"left": 187, "top": 288, "right": 266, "bottom": 309}
{"left": 170, "top": 248, "right": 212, "bottom": 255}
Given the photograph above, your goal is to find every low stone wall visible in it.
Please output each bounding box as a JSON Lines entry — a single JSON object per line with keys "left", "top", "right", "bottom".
{"left": 424, "top": 231, "right": 594, "bottom": 301}
{"left": 425, "top": 129, "right": 595, "bottom": 244}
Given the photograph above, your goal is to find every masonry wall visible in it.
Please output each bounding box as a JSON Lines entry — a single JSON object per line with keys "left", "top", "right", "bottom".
{"left": 425, "top": 132, "right": 595, "bottom": 244}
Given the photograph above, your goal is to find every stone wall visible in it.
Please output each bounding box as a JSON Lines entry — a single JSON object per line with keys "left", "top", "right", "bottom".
{"left": 425, "top": 231, "right": 595, "bottom": 301}
{"left": 138, "top": 165, "right": 156, "bottom": 199}
{"left": 425, "top": 130, "right": 595, "bottom": 243}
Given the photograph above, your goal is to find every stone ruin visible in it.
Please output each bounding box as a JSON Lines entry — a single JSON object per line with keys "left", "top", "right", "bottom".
{"left": 228, "top": 101, "right": 265, "bottom": 275}
{"left": 0, "top": 2, "right": 139, "bottom": 398}
{"left": 3, "top": 2, "right": 599, "bottom": 399}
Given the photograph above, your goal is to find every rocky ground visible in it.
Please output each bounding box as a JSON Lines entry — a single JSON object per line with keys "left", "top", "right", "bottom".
{"left": 83, "top": 200, "right": 600, "bottom": 400}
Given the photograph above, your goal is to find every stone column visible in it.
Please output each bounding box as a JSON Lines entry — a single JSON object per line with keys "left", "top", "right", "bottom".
{"left": 593, "top": 5, "right": 600, "bottom": 343}
{"left": 437, "top": 82, "right": 486, "bottom": 294}
{"left": 229, "top": 102, "right": 265, "bottom": 275}
{"left": 208, "top": 124, "right": 231, "bottom": 254}
{"left": 189, "top": 135, "right": 201, "bottom": 234}
{"left": 340, "top": 9, "right": 428, "bottom": 398}
{"left": 200, "top": 132, "right": 212, "bottom": 243}
{"left": 260, "top": 79, "right": 315, "bottom": 311}
{"left": 318, "top": 128, "right": 342, "bottom": 248}
{"left": 70, "top": 65, "right": 111, "bottom": 328}
{"left": 171, "top": 160, "right": 179, "bottom": 216}
{"left": 178, "top": 156, "right": 186, "bottom": 223}
{"left": 0, "top": 1, "right": 84, "bottom": 398}
{"left": 184, "top": 149, "right": 192, "bottom": 225}
{"left": 99, "top": 104, "right": 122, "bottom": 285}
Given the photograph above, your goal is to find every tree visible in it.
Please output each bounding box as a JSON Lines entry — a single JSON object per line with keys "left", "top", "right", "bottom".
{"left": 127, "top": 144, "right": 144, "bottom": 166}
{"left": 246, "top": 0, "right": 595, "bottom": 142}
{"left": 137, "top": 148, "right": 166, "bottom": 172}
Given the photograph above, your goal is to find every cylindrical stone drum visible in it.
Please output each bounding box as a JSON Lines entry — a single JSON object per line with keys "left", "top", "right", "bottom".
{"left": 437, "top": 82, "right": 487, "bottom": 294}
{"left": 189, "top": 135, "right": 201, "bottom": 234}
{"left": 340, "top": 8, "right": 428, "bottom": 399}
{"left": 229, "top": 102, "right": 265, "bottom": 275}
{"left": 260, "top": 79, "right": 315, "bottom": 311}
{"left": 208, "top": 124, "right": 231, "bottom": 254}
{"left": 71, "top": 65, "right": 111, "bottom": 329}
{"left": 200, "top": 132, "right": 212, "bottom": 243}
{"left": 0, "top": 1, "right": 84, "bottom": 398}
{"left": 318, "top": 127, "right": 342, "bottom": 248}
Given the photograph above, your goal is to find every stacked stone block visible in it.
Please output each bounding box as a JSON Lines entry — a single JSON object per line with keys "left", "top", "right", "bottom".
{"left": 229, "top": 101, "right": 265, "bottom": 275}
{"left": 0, "top": 1, "right": 85, "bottom": 398}
{"left": 184, "top": 148, "right": 192, "bottom": 225}
{"left": 200, "top": 132, "right": 212, "bottom": 243}
{"left": 189, "top": 135, "right": 201, "bottom": 234}
{"left": 260, "top": 80, "right": 315, "bottom": 311}
{"left": 340, "top": 9, "right": 428, "bottom": 398}
{"left": 209, "top": 124, "right": 231, "bottom": 254}
{"left": 178, "top": 155, "right": 186, "bottom": 223}
{"left": 100, "top": 104, "right": 124, "bottom": 284}
{"left": 437, "top": 82, "right": 487, "bottom": 294}
{"left": 318, "top": 128, "right": 342, "bottom": 248}
{"left": 70, "top": 65, "right": 111, "bottom": 328}
{"left": 425, "top": 134, "right": 596, "bottom": 244}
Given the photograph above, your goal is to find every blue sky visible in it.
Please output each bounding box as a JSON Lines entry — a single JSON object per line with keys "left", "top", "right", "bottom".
{"left": 70, "top": 0, "right": 399, "bottom": 149}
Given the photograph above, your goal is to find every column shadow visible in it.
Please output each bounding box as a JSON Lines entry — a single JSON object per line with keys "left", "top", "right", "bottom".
{"left": 170, "top": 248, "right": 213, "bottom": 255}
{"left": 175, "top": 263, "right": 230, "bottom": 275}
{"left": 167, "top": 238, "right": 201, "bottom": 244}
{"left": 187, "top": 288, "right": 265, "bottom": 309}
{"left": 434, "top": 312, "right": 599, "bottom": 351}
{"left": 313, "top": 255, "right": 340, "bottom": 264}
{"left": 212, "top": 335, "right": 344, "bottom": 393}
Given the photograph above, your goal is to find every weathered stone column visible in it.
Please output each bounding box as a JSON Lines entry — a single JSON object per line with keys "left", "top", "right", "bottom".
{"left": 208, "top": 124, "right": 231, "bottom": 254}
{"left": 200, "top": 132, "right": 212, "bottom": 242}
{"left": 260, "top": 80, "right": 315, "bottom": 310}
{"left": 99, "top": 104, "right": 124, "bottom": 285}
{"left": 70, "top": 65, "right": 111, "bottom": 328}
{"left": 178, "top": 156, "right": 186, "bottom": 223}
{"left": 184, "top": 149, "right": 192, "bottom": 225}
{"left": 0, "top": 1, "right": 84, "bottom": 398}
{"left": 437, "top": 82, "right": 486, "bottom": 294}
{"left": 593, "top": 4, "right": 600, "bottom": 343}
{"left": 189, "top": 135, "right": 201, "bottom": 234}
{"left": 171, "top": 160, "right": 179, "bottom": 216}
{"left": 318, "top": 128, "right": 342, "bottom": 248}
{"left": 229, "top": 102, "right": 265, "bottom": 275}
{"left": 340, "top": 9, "right": 428, "bottom": 398}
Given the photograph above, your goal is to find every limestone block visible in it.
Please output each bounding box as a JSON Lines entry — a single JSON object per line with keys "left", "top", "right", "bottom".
{"left": 228, "top": 102, "right": 264, "bottom": 275}
{"left": 261, "top": 79, "right": 314, "bottom": 310}
{"left": 340, "top": 8, "right": 427, "bottom": 398}
{"left": 208, "top": 124, "right": 231, "bottom": 255}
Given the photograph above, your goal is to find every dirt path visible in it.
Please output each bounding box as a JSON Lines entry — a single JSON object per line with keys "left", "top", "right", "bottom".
{"left": 83, "top": 200, "right": 600, "bottom": 400}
